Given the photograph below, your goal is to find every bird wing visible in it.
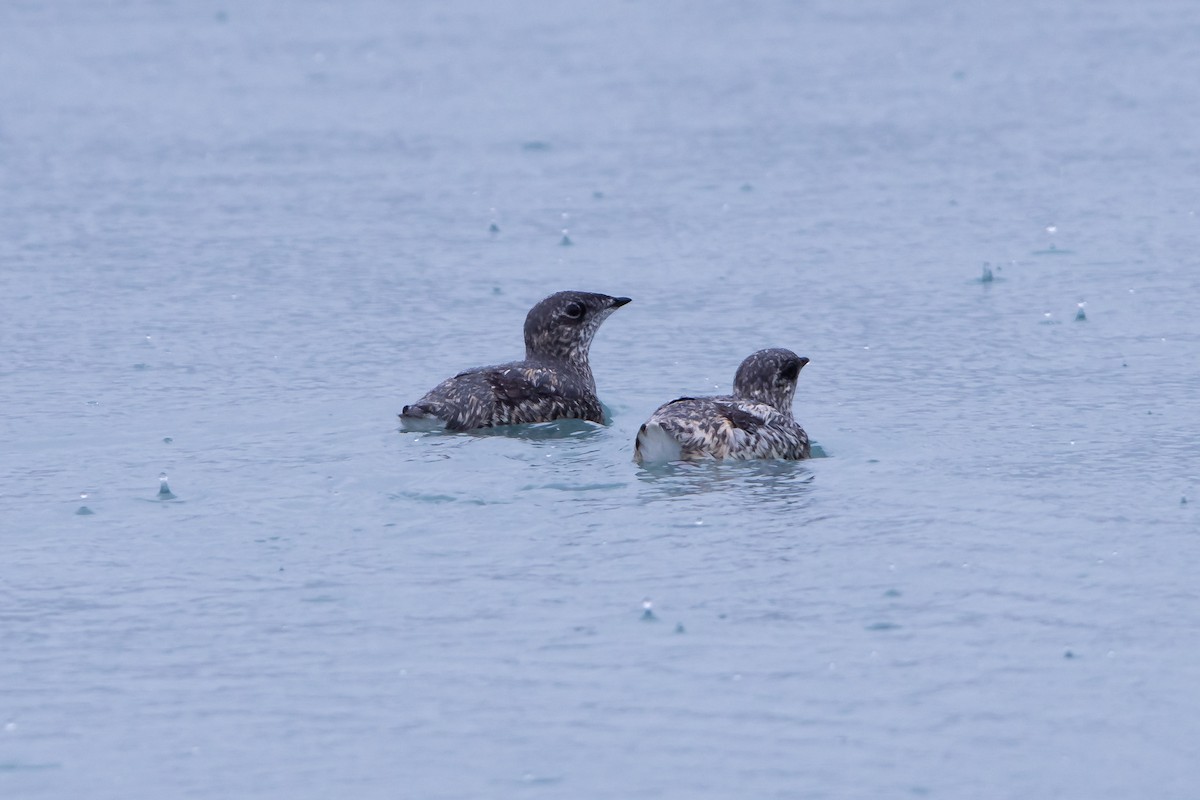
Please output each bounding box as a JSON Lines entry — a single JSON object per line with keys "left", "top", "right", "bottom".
{"left": 405, "top": 364, "right": 602, "bottom": 430}
{"left": 713, "top": 401, "right": 765, "bottom": 435}
{"left": 648, "top": 397, "right": 738, "bottom": 458}
{"left": 479, "top": 366, "right": 602, "bottom": 427}
{"left": 648, "top": 398, "right": 804, "bottom": 459}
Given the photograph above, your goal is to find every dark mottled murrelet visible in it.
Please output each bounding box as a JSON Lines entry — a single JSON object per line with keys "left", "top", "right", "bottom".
{"left": 400, "top": 291, "right": 631, "bottom": 431}
{"left": 634, "top": 348, "right": 810, "bottom": 463}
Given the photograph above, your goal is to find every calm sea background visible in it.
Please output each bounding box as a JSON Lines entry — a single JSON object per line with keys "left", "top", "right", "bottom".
{"left": 2, "top": 1, "right": 1199, "bottom": 798}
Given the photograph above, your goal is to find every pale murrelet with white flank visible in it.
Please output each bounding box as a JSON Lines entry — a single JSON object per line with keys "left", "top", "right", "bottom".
{"left": 400, "top": 291, "right": 631, "bottom": 431}
{"left": 634, "top": 348, "right": 810, "bottom": 463}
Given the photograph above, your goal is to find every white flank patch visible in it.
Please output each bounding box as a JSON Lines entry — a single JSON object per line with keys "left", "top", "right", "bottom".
{"left": 399, "top": 414, "right": 448, "bottom": 432}
{"left": 635, "top": 422, "right": 683, "bottom": 463}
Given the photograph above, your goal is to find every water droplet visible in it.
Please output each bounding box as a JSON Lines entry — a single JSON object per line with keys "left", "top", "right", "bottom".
{"left": 559, "top": 229, "right": 572, "bottom": 246}
{"left": 488, "top": 222, "right": 500, "bottom": 234}
{"left": 980, "top": 263, "right": 994, "bottom": 283}
{"left": 158, "top": 472, "right": 177, "bottom": 500}
{"left": 1182, "top": 497, "right": 1189, "bottom": 506}
{"left": 1074, "top": 302, "right": 1087, "bottom": 322}
{"left": 163, "top": 437, "right": 173, "bottom": 444}
{"left": 641, "top": 597, "right": 657, "bottom": 621}
{"left": 674, "top": 622, "right": 686, "bottom": 634}
{"left": 75, "top": 506, "right": 94, "bottom": 516}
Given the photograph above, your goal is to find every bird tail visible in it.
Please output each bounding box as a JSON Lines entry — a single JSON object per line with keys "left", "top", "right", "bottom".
{"left": 634, "top": 422, "right": 683, "bottom": 464}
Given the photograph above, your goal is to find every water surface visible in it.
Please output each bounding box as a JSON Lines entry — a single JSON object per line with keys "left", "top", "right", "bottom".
{"left": 2, "top": 1, "right": 1199, "bottom": 798}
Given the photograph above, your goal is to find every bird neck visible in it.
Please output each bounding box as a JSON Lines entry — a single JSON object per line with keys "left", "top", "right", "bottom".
{"left": 734, "top": 385, "right": 794, "bottom": 416}
{"left": 525, "top": 346, "right": 595, "bottom": 389}
{"left": 525, "top": 333, "right": 594, "bottom": 369}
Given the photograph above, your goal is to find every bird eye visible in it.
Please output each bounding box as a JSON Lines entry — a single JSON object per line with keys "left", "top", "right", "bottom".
{"left": 779, "top": 362, "right": 801, "bottom": 381}
{"left": 564, "top": 302, "right": 585, "bottom": 319}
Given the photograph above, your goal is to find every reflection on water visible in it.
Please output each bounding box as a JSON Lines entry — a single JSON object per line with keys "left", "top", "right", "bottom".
{"left": 635, "top": 458, "right": 816, "bottom": 507}
{"left": 5, "top": 1, "right": 1200, "bottom": 798}
{"left": 399, "top": 418, "right": 607, "bottom": 442}
{"left": 470, "top": 419, "right": 608, "bottom": 442}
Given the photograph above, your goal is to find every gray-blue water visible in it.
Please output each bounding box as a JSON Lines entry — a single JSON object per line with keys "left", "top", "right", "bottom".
{"left": 3, "top": 1, "right": 1199, "bottom": 797}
